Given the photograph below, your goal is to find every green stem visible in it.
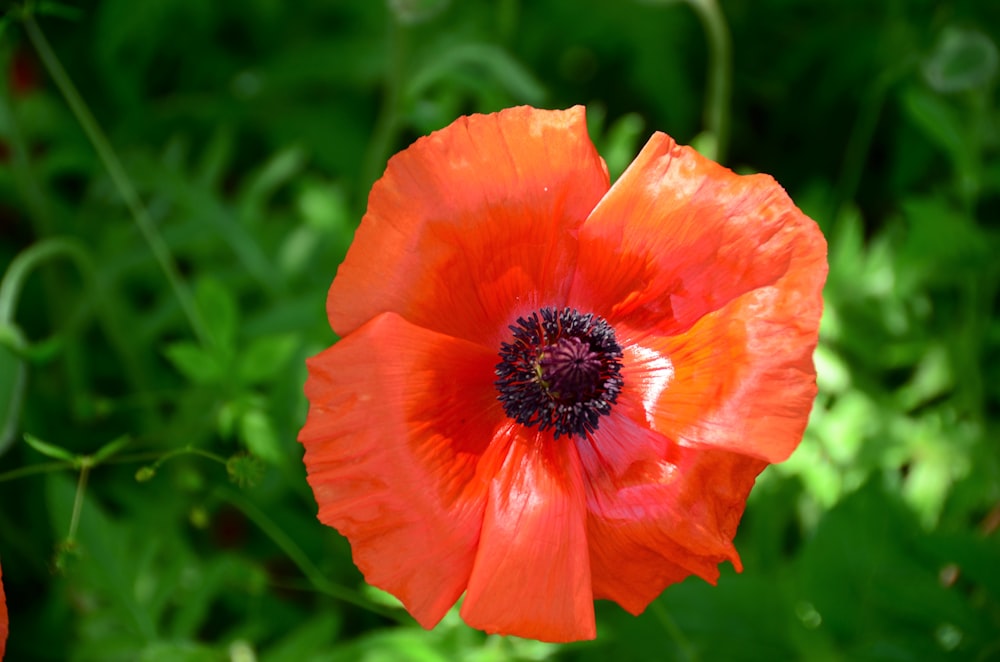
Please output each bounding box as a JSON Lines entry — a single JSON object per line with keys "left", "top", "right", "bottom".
{"left": 22, "top": 14, "right": 209, "bottom": 347}
{"left": 0, "top": 238, "right": 94, "bottom": 328}
{"left": 66, "top": 462, "right": 91, "bottom": 544}
{"left": 0, "top": 460, "right": 71, "bottom": 484}
{"left": 685, "top": 0, "right": 732, "bottom": 163}
{"left": 221, "top": 487, "right": 410, "bottom": 623}
{"left": 358, "top": 12, "right": 406, "bottom": 210}
{"left": 652, "top": 600, "right": 699, "bottom": 661}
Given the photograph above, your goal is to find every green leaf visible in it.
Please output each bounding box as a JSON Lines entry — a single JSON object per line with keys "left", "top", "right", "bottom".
{"left": 163, "top": 341, "right": 225, "bottom": 385}
{"left": 601, "top": 112, "right": 645, "bottom": 181}
{"left": 138, "top": 641, "right": 223, "bottom": 662}
{"left": 796, "top": 481, "right": 980, "bottom": 655}
{"left": 238, "top": 408, "right": 282, "bottom": 464}
{"left": 194, "top": 277, "right": 238, "bottom": 351}
{"left": 902, "top": 86, "right": 967, "bottom": 163}
{"left": 261, "top": 612, "right": 342, "bottom": 662}
{"left": 92, "top": 434, "right": 131, "bottom": 463}
{"left": 23, "top": 433, "right": 77, "bottom": 462}
{"left": 238, "top": 334, "right": 298, "bottom": 385}
{"left": 407, "top": 43, "right": 546, "bottom": 105}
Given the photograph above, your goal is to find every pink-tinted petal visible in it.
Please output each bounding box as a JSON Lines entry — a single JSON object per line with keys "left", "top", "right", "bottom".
{"left": 585, "top": 439, "right": 766, "bottom": 614}
{"left": 461, "top": 426, "right": 595, "bottom": 642}
{"left": 574, "top": 380, "right": 765, "bottom": 613}
{"left": 328, "top": 106, "right": 610, "bottom": 350}
{"left": 299, "top": 313, "right": 505, "bottom": 628}
{"left": 569, "top": 132, "right": 827, "bottom": 340}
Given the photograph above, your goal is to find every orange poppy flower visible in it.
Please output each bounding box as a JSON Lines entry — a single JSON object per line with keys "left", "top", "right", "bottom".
{"left": 299, "top": 106, "right": 827, "bottom": 642}
{"left": 0, "top": 561, "right": 7, "bottom": 659}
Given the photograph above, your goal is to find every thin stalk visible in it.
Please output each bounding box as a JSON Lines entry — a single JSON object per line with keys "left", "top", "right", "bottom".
{"left": 22, "top": 14, "right": 209, "bottom": 346}
{"left": 686, "top": 0, "right": 732, "bottom": 163}
{"left": 222, "top": 487, "right": 410, "bottom": 622}
{"left": 358, "top": 13, "right": 406, "bottom": 211}
{"left": 652, "top": 600, "right": 699, "bottom": 661}
{"left": 66, "top": 462, "right": 91, "bottom": 544}
{"left": 0, "top": 238, "right": 93, "bottom": 326}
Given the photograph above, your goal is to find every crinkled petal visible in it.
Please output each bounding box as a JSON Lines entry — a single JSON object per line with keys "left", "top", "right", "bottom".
{"left": 461, "top": 425, "right": 595, "bottom": 642}
{"left": 0, "top": 560, "right": 6, "bottom": 660}
{"left": 640, "top": 282, "right": 821, "bottom": 463}
{"left": 298, "top": 313, "right": 505, "bottom": 628}
{"left": 586, "top": 440, "right": 766, "bottom": 614}
{"left": 570, "top": 132, "right": 827, "bottom": 341}
{"left": 575, "top": 378, "right": 766, "bottom": 614}
{"left": 329, "top": 105, "right": 610, "bottom": 349}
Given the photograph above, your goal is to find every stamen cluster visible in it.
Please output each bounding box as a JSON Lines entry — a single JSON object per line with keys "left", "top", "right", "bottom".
{"left": 495, "top": 307, "right": 624, "bottom": 438}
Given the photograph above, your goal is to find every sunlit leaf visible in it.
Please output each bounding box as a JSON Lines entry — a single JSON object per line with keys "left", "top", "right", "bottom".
{"left": 23, "top": 433, "right": 76, "bottom": 462}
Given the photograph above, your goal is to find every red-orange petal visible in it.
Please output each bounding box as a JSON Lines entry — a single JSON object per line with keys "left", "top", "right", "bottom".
{"left": 585, "top": 439, "right": 766, "bottom": 614}
{"left": 574, "top": 379, "right": 765, "bottom": 613}
{"left": 460, "top": 426, "right": 596, "bottom": 642}
{"left": 299, "top": 312, "right": 506, "bottom": 628}
{"left": 569, "top": 132, "right": 827, "bottom": 341}
{"left": 639, "top": 280, "right": 821, "bottom": 463}
{"left": 328, "top": 106, "right": 610, "bottom": 350}
{"left": 0, "top": 560, "right": 6, "bottom": 660}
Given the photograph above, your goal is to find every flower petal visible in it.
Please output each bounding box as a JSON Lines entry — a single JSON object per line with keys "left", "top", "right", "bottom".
{"left": 299, "top": 312, "right": 505, "bottom": 628}
{"left": 585, "top": 437, "right": 766, "bottom": 614}
{"left": 460, "top": 426, "right": 595, "bottom": 642}
{"left": 328, "top": 106, "right": 610, "bottom": 349}
{"left": 575, "top": 384, "right": 765, "bottom": 614}
{"left": 570, "top": 132, "right": 826, "bottom": 339}
{"left": 642, "top": 281, "right": 821, "bottom": 463}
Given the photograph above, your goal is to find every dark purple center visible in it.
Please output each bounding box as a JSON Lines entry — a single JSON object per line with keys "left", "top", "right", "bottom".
{"left": 495, "top": 307, "right": 624, "bottom": 438}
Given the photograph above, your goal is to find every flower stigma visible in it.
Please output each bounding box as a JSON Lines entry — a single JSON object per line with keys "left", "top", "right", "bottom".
{"left": 495, "top": 307, "right": 624, "bottom": 438}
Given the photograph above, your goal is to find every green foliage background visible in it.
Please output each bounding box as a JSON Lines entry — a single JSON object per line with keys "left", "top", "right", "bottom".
{"left": 1, "top": 0, "right": 999, "bottom": 660}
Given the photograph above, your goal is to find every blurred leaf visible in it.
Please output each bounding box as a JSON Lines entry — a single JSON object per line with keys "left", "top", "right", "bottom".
{"left": 600, "top": 112, "right": 645, "bottom": 181}
{"left": 23, "top": 433, "right": 76, "bottom": 462}
{"left": 239, "top": 147, "right": 308, "bottom": 223}
{"left": 894, "top": 345, "right": 952, "bottom": 412}
{"left": 238, "top": 408, "right": 282, "bottom": 465}
{"left": 899, "top": 196, "right": 991, "bottom": 282}
{"left": 194, "top": 125, "right": 235, "bottom": 190}
{"left": 797, "top": 481, "right": 987, "bottom": 657}
{"left": 261, "top": 612, "right": 342, "bottom": 662}
{"left": 239, "top": 334, "right": 298, "bottom": 385}
{"left": 194, "top": 277, "right": 238, "bottom": 351}
{"left": 92, "top": 434, "right": 131, "bottom": 463}
{"left": 138, "top": 641, "right": 222, "bottom": 662}
{"left": 163, "top": 341, "right": 225, "bottom": 385}
{"left": 407, "top": 43, "right": 546, "bottom": 106}
{"left": 35, "top": 1, "right": 84, "bottom": 18}
{"left": 814, "top": 342, "right": 851, "bottom": 395}
{"left": 901, "top": 86, "right": 968, "bottom": 166}
{"left": 296, "top": 180, "right": 351, "bottom": 233}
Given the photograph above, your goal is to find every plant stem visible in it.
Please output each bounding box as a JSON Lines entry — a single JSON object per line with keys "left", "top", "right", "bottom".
{"left": 686, "top": 0, "right": 732, "bottom": 163}
{"left": 22, "top": 14, "right": 210, "bottom": 347}
{"left": 652, "top": 600, "right": 699, "bottom": 661}
{"left": 358, "top": 12, "right": 406, "bottom": 211}
{"left": 66, "top": 462, "right": 91, "bottom": 544}
{"left": 221, "top": 487, "right": 411, "bottom": 622}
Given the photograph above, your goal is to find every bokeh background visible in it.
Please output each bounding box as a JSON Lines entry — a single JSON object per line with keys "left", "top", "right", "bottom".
{"left": 1, "top": 0, "right": 999, "bottom": 660}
